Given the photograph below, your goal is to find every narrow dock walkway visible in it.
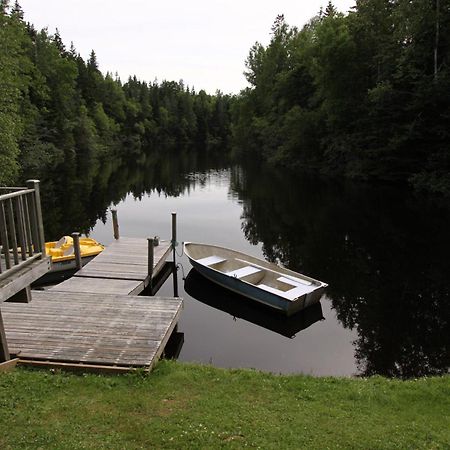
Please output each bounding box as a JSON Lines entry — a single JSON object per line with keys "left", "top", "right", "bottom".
{"left": 2, "top": 237, "right": 182, "bottom": 372}
{"left": 76, "top": 238, "right": 170, "bottom": 279}
{"left": 51, "top": 237, "right": 172, "bottom": 295}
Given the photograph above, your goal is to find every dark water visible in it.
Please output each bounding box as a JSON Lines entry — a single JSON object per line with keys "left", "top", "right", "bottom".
{"left": 41, "top": 151, "right": 450, "bottom": 377}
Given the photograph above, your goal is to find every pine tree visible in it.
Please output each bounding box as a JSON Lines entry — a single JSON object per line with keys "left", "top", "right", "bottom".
{"left": 53, "top": 28, "right": 66, "bottom": 55}
{"left": 324, "top": 1, "right": 337, "bottom": 18}
{"left": 87, "top": 50, "right": 99, "bottom": 71}
{"left": 11, "top": 0, "right": 23, "bottom": 19}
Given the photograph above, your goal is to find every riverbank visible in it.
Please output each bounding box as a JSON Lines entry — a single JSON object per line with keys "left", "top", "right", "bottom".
{"left": 1, "top": 361, "right": 448, "bottom": 449}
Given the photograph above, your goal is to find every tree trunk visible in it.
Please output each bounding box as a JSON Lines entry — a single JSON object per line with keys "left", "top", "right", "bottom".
{"left": 434, "top": 0, "right": 440, "bottom": 81}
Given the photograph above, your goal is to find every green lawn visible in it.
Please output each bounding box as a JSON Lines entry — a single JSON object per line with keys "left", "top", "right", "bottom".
{"left": 0, "top": 361, "right": 449, "bottom": 449}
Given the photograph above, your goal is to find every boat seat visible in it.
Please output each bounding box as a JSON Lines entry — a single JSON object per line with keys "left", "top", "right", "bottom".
{"left": 226, "top": 266, "right": 261, "bottom": 278}
{"left": 55, "top": 236, "right": 73, "bottom": 249}
{"left": 277, "top": 276, "right": 312, "bottom": 286}
{"left": 196, "top": 255, "right": 226, "bottom": 266}
{"left": 258, "top": 283, "right": 317, "bottom": 300}
{"left": 62, "top": 246, "right": 74, "bottom": 256}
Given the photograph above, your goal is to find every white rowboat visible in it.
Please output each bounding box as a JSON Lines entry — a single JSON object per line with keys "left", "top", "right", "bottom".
{"left": 184, "top": 242, "right": 328, "bottom": 316}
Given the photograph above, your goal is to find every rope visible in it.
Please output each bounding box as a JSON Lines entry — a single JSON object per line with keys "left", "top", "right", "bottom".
{"left": 177, "top": 262, "right": 186, "bottom": 280}
{"left": 173, "top": 240, "right": 184, "bottom": 258}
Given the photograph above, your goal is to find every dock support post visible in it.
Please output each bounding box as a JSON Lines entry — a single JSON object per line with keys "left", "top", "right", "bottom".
{"left": 148, "top": 237, "right": 154, "bottom": 291}
{"left": 72, "top": 232, "right": 82, "bottom": 270}
{"left": 111, "top": 209, "right": 119, "bottom": 240}
{"left": 172, "top": 262, "right": 179, "bottom": 297}
{"left": 171, "top": 212, "right": 178, "bottom": 297}
{"left": 171, "top": 212, "right": 177, "bottom": 262}
{"left": 0, "top": 310, "right": 10, "bottom": 363}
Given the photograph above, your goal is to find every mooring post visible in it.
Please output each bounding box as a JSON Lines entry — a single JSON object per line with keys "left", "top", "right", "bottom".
{"left": 148, "top": 237, "right": 154, "bottom": 291}
{"left": 72, "top": 232, "right": 82, "bottom": 270}
{"left": 111, "top": 209, "right": 119, "bottom": 240}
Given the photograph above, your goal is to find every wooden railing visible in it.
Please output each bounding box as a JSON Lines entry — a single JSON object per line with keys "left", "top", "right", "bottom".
{"left": 0, "top": 180, "right": 46, "bottom": 281}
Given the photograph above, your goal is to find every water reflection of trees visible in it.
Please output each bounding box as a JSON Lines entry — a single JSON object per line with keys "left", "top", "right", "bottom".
{"left": 40, "top": 150, "right": 449, "bottom": 377}
{"left": 40, "top": 148, "right": 229, "bottom": 239}
{"left": 230, "top": 164, "right": 450, "bottom": 378}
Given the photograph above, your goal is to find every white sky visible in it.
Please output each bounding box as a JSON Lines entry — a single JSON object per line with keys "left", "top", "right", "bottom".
{"left": 19, "top": 0, "right": 355, "bottom": 94}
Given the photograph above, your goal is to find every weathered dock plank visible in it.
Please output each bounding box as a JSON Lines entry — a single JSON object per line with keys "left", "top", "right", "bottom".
{"left": 1, "top": 291, "right": 182, "bottom": 369}
{"left": 49, "top": 277, "right": 142, "bottom": 295}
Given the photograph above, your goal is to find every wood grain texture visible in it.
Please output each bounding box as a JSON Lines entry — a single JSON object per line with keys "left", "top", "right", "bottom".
{"left": 49, "top": 277, "right": 143, "bottom": 295}
{"left": 0, "top": 358, "right": 18, "bottom": 371}
{"left": 16, "top": 359, "right": 137, "bottom": 374}
{"left": 0, "top": 309, "right": 10, "bottom": 361}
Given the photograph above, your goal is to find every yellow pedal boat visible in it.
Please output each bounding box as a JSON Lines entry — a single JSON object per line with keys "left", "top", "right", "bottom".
{"left": 46, "top": 236, "right": 104, "bottom": 263}
{"left": 35, "top": 236, "right": 104, "bottom": 285}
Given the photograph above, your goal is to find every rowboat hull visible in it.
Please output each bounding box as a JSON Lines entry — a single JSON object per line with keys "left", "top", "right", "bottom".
{"left": 184, "top": 268, "right": 324, "bottom": 337}
{"left": 184, "top": 243, "right": 327, "bottom": 316}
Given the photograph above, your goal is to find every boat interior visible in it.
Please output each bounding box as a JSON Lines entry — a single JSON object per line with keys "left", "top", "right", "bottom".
{"left": 46, "top": 236, "right": 104, "bottom": 259}
{"left": 195, "top": 253, "right": 318, "bottom": 301}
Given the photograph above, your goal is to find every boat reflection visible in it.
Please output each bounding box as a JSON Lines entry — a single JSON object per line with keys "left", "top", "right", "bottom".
{"left": 184, "top": 268, "right": 324, "bottom": 338}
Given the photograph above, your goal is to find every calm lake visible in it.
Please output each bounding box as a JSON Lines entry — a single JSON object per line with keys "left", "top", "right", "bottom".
{"left": 41, "top": 151, "right": 450, "bottom": 377}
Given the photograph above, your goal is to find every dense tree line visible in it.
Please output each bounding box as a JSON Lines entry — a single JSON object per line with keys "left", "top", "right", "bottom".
{"left": 2, "top": 1, "right": 450, "bottom": 197}
{"left": 0, "top": 1, "right": 232, "bottom": 187}
{"left": 232, "top": 1, "right": 450, "bottom": 195}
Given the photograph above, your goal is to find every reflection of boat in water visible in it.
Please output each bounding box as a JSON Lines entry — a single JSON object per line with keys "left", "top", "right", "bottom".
{"left": 184, "top": 242, "right": 327, "bottom": 315}
{"left": 35, "top": 236, "right": 104, "bottom": 285}
{"left": 184, "top": 268, "right": 324, "bottom": 338}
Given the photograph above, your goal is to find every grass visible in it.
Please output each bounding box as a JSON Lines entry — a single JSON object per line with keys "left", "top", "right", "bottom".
{"left": 0, "top": 361, "right": 449, "bottom": 449}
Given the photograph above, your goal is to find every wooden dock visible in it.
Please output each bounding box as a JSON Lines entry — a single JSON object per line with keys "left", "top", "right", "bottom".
{"left": 1, "top": 236, "right": 182, "bottom": 372}
{"left": 2, "top": 291, "right": 182, "bottom": 371}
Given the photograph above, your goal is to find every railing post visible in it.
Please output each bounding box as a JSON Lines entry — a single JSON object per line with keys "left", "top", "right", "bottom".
{"left": 0, "top": 202, "right": 11, "bottom": 270}
{"left": 72, "top": 232, "right": 83, "bottom": 270}
{"left": 111, "top": 209, "right": 120, "bottom": 240}
{"left": 26, "top": 180, "right": 45, "bottom": 254}
{"left": 148, "top": 237, "right": 154, "bottom": 291}
{"left": 6, "top": 199, "right": 19, "bottom": 265}
{"left": 15, "top": 196, "right": 28, "bottom": 261}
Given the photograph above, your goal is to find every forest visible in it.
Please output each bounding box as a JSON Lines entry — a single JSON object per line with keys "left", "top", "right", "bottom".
{"left": 233, "top": 1, "right": 450, "bottom": 195}
{"left": 0, "top": 1, "right": 231, "bottom": 189}
{"left": 1, "top": 0, "right": 450, "bottom": 195}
